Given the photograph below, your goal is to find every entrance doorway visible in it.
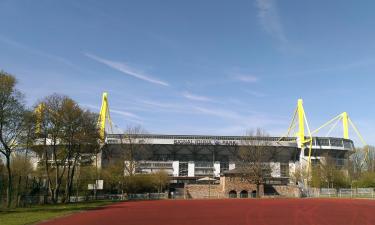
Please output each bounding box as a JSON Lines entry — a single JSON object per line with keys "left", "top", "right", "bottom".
{"left": 229, "top": 190, "right": 237, "bottom": 198}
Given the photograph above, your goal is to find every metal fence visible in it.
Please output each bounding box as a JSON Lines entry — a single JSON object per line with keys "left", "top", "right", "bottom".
{"left": 304, "top": 188, "right": 375, "bottom": 198}
{"left": 1, "top": 192, "right": 167, "bottom": 207}
{"left": 127, "top": 193, "right": 167, "bottom": 200}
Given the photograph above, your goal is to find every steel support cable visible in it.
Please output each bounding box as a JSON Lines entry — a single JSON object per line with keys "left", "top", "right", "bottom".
{"left": 303, "top": 110, "right": 314, "bottom": 174}
{"left": 105, "top": 104, "right": 114, "bottom": 134}
{"left": 325, "top": 116, "right": 341, "bottom": 137}
{"left": 278, "top": 107, "right": 298, "bottom": 142}
{"left": 311, "top": 113, "right": 343, "bottom": 136}
{"left": 348, "top": 118, "right": 369, "bottom": 161}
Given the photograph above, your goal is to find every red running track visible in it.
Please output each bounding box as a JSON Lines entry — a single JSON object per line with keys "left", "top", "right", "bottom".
{"left": 39, "top": 199, "right": 375, "bottom": 225}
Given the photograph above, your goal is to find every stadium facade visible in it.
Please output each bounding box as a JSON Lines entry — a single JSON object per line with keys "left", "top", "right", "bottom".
{"left": 100, "top": 134, "right": 354, "bottom": 186}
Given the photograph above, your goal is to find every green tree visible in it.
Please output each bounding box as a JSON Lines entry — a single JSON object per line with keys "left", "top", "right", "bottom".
{"left": 10, "top": 154, "right": 34, "bottom": 205}
{"left": 101, "top": 161, "right": 124, "bottom": 194}
{"left": 0, "top": 71, "right": 26, "bottom": 207}
{"left": 353, "top": 172, "right": 375, "bottom": 188}
{"left": 34, "top": 94, "right": 100, "bottom": 203}
{"left": 152, "top": 170, "right": 169, "bottom": 193}
{"left": 310, "top": 154, "right": 350, "bottom": 188}
{"left": 310, "top": 165, "right": 323, "bottom": 188}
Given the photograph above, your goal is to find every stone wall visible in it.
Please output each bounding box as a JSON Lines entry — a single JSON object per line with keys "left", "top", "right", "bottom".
{"left": 184, "top": 178, "right": 302, "bottom": 199}
{"left": 185, "top": 184, "right": 223, "bottom": 199}
{"left": 185, "top": 177, "right": 266, "bottom": 199}
{"left": 272, "top": 185, "right": 301, "bottom": 197}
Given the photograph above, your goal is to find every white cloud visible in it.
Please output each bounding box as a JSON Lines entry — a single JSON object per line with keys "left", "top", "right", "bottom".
{"left": 0, "top": 34, "right": 87, "bottom": 73}
{"left": 256, "top": 0, "right": 287, "bottom": 43}
{"left": 233, "top": 74, "right": 258, "bottom": 83}
{"left": 110, "top": 109, "right": 140, "bottom": 119}
{"left": 193, "top": 106, "right": 241, "bottom": 119}
{"left": 299, "top": 58, "right": 375, "bottom": 75}
{"left": 139, "top": 100, "right": 185, "bottom": 111}
{"left": 243, "top": 89, "right": 266, "bottom": 97}
{"left": 193, "top": 105, "right": 288, "bottom": 135}
{"left": 82, "top": 103, "right": 140, "bottom": 119}
{"left": 85, "top": 53, "right": 169, "bottom": 86}
{"left": 182, "top": 92, "right": 213, "bottom": 102}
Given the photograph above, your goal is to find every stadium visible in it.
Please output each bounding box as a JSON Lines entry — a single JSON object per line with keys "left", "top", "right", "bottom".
{"left": 97, "top": 93, "right": 360, "bottom": 198}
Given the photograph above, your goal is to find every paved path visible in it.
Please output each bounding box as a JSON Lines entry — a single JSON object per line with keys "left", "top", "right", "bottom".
{"left": 39, "top": 199, "right": 375, "bottom": 225}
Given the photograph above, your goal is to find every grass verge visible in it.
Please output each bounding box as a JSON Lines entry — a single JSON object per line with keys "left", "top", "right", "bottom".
{"left": 0, "top": 200, "right": 119, "bottom": 225}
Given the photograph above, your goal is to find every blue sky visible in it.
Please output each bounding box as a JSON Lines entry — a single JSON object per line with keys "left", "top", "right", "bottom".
{"left": 0, "top": 0, "right": 374, "bottom": 145}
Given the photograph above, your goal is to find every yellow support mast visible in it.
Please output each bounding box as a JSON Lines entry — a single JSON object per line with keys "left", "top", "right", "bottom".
{"left": 280, "top": 99, "right": 313, "bottom": 172}
{"left": 342, "top": 112, "right": 349, "bottom": 139}
{"left": 282, "top": 99, "right": 369, "bottom": 183}
{"left": 98, "top": 92, "right": 113, "bottom": 141}
{"left": 297, "top": 99, "right": 305, "bottom": 145}
{"left": 311, "top": 112, "right": 368, "bottom": 164}
{"left": 35, "top": 103, "right": 45, "bottom": 135}
{"left": 296, "top": 99, "right": 313, "bottom": 173}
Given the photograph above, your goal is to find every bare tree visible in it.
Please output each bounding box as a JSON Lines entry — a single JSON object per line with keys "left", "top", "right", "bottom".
{"left": 290, "top": 164, "right": 308, "bottom": 185}
{"left": 35, "top": 94, "right": 66, "bottom": 203}
{"left": 348, "top": 147, "right": 366, "bottom": 180}
{"left": 237, "top": 128, "right": 278, "bottom": 198}
{"left": 120, "top": 125, "right": 149, "bottom": 176}
{"left": 118, "top": 125, "right": 153, "bottom": 194}
{"left": 365, "top": 146, "right": 375, "bottom": 172}
{"left": 0, "top": 71, "right": 26, "bottom": 207}
{"left": 63, "top": 109, "right": 100, "bottom": 202}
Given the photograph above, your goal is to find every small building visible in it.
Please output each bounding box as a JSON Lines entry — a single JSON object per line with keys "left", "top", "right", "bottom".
{"left": 184, "top": 168, "right": 301, "bottom": 199}
{"left": 220, "top": 168, "right": 265, "bottom": 198}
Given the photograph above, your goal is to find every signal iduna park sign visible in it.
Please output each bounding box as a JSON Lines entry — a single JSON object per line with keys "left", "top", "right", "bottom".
{"left": 173, "top": 139, "right": 238, "bottom": 146}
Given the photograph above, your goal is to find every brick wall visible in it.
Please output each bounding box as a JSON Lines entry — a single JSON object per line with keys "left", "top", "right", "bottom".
{"left": 222, "top": 176, "right": 264, "bottom": 197}
{"left": 184, "top": 177, "right": 266, "bottom": 199}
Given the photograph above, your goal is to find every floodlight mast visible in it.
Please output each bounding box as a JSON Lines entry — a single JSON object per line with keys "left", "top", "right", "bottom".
{"left": 98, "top": 92, "right": 113, "bottom": 141}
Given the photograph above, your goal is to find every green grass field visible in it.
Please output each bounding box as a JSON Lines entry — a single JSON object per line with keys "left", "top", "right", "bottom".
{"left": 0, "top": 200, "right": 118, "bottom": 225}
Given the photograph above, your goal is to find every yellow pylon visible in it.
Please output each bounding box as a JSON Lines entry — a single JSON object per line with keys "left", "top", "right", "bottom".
{"left": 98, "top": 92, "right": 113, "bottom": 141}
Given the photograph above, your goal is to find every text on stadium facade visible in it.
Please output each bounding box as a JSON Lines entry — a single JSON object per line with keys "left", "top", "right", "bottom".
{"left": 173, "top": 139, "right": 238, "bottom": 146}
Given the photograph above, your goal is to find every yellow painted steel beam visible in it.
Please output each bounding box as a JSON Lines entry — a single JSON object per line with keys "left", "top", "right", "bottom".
{"left": 35, "top": 103, "right": 45, "bottom": 134}
{"left": 302, "top": 107, "right": 314, "bottom": 174}
{"left": 297, "top": 99, "right": 305, "bottom": 144}
{"left": 278, "top": 107, "right": 297, "bottom": 142}
{"left": 311, "top": 112, "right": 349, "bottom": 139}
{"left": 342, "top": 112, "right": 349, "bottom": 139}
{"left": 306, "top": 138, "right": 313, "bottom": 175}
{"left": 325, "top": 116, "right": 340, "bottom": 137}
{"left": 311, "top": 113, "right": 343, "bottom": 135}
{"left": 98, "top": 92, "right": 113, "bottom": 141}
{"left": 348, "top": 118, "right": 367, "bottom": 146}
{"left": 348, "top": 118, "right": 369, "bottom": 164}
